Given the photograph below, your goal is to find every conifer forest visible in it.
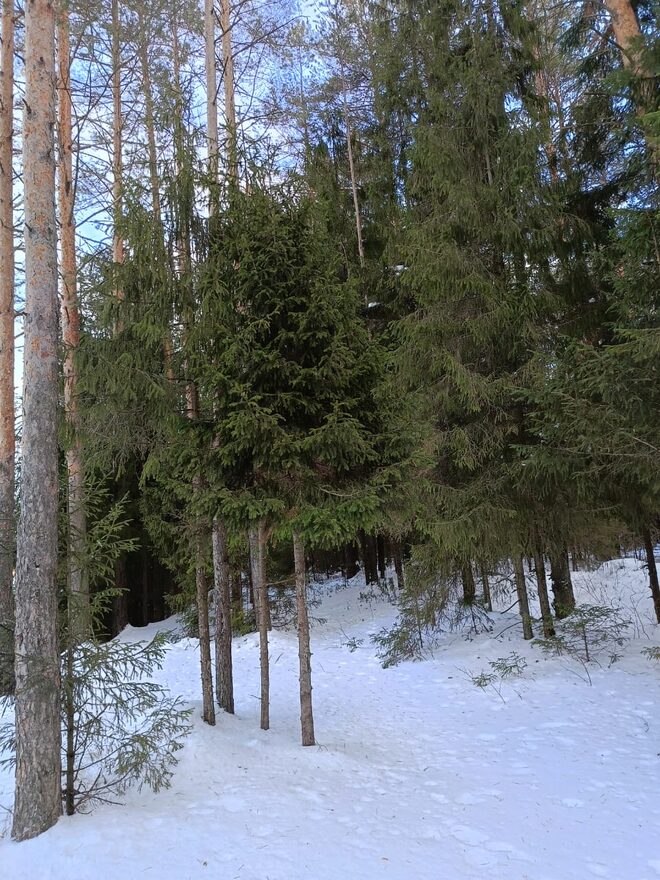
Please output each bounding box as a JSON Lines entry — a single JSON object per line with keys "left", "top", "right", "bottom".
{"left": 0, "top": 0, "right": 659, "bottom": 876}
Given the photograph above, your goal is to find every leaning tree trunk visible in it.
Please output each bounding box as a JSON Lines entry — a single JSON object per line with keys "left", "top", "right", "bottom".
{"left": 642, "top": 527, "right": 660, "bottom": 624}
{"left": 249, "top": 521, "right": 269, "bottom": 731}
{"left": 0, "top": 0, "right": 15, "bottom": 695}
{"left": 57, "top": 5, "right": 89, "bottom": 639}
{"left": 212, "top": 517, "right": 234, "bottom": 713}
{"left": 293, "top": 533, "right": 315, "bottom": 746}
{"left": 532, "top": 545, "right": 555, "bottom": 637}
{"left": 549, "top": 548, "right": 575, "bottom": 619}
{"left": 513, "top": 556, "right": 534, "bottom": 640}
{"left": 12, "top": 0, "right": 62, "bottom": 840}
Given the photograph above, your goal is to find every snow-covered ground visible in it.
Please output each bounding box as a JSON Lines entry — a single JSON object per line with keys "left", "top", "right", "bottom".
{"left": 1, "top": 557, "right": 660, "bottom": 880}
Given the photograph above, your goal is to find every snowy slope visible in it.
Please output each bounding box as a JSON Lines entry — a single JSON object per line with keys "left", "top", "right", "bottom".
{"left": 1, "top": 557, "right": 660, "bottom": 880}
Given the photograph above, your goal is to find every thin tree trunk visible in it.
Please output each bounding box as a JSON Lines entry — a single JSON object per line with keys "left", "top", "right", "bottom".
{"left": 293, "top": 533, "right": 315, "bottom": 746}
{"left": 393, "top": 541, "right": 405, "bottom": 590}
{"left": 479, "top": 562, "right": 492, "bottom": 612}
{"left": 111, "top": 0, "right": 124, "bottom": 300}
{"left": 212, "top": 517, "right": 234, "bottom": 712}
{"left": 642, "top": 527, "right": 660, "bottom": 624}
{"left": 12, "top": 0, "right": 62, "bottom": 840}
{"left": 57, "top": 6, "right": 89, "bottom": 639}
{"left": 0, "top": 0, "right": 15, "bottom": 695}
{"left": 376, "top": 534, "right": 387, "bottom": 580}
{"left": 194, "top": 501, "right": 215, "bottom": 726}
{"left": 532, "top": 546, "right": 555, "bottom": 637}
{"left": 219, "top": 0, "right": 238, "bottom": 183}
{"left": 342, "top": 78, "right": 365, "bottom": 269}
{"left": 136, "top": 16, "right": 175, "bottom": 383}
{"left": 136, "top": 19, "right": 160, "bottom": 220}
{"left": 188, "top": 371, "right": 215, "bottom": 725}
{"left": 205, "top": 0, "right": 219, "bottom": 202}
{"left": 549, "top": 548, "right": 575, "bottom": 619}
{"left": 249, "top": 521, "right": 269, "bottom": 731}
{"left": 513, "top": 556, "right": 534, "bottom": 640}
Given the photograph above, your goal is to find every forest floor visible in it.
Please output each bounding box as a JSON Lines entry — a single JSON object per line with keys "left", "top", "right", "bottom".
{"left": 1, "top": 556, "right": 660, "bottom": 880}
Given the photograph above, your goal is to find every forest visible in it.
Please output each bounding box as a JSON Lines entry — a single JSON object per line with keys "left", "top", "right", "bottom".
{"left": 0, "top": 0, "right": 658, "bottom": 875}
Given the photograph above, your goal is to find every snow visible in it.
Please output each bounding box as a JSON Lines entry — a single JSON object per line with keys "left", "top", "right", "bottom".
{"left": 1, "top": 557, "right": 660, "bottom": 880}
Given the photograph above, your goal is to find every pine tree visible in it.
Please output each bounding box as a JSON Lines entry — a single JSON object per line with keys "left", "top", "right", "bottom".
{"left": 0, "top": 0, "right": 15, "bottom": 695}
{"left": 12, "top": 0, "right": 62, "bottom": 840}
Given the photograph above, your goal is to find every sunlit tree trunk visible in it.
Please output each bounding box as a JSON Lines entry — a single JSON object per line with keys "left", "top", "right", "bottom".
{"left": 293, "top": 533, "right": 315, "bottom": 746}
{"left": 57, "top": 3, "right": 89, "bottom": 637}
{"left": 0, "top": 0, "right": 15, "bottom": 695}
{"left": 12, "top": 0, "right": 62, "bottom": 841}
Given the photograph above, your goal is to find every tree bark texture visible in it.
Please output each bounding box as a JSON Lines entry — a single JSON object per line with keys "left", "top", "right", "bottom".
{"left": 194, "top": 503, "right": 215, "bottom": 726}
{"left": 293, "top": 533, "right": 315, "bottom": 746}
{"left": 0, "top": 0, "right": 15, "bottom": 695}
{"left": 12, "top": 0, "right": 62, "bottom": 840}
{"left": 513, "top": 556, "right": 534, "bottom": 640}
{"left": 549, "top": 549, "right": 575, "bottom": 619}
{"left": 461, "top": 563, "right": 476, "bottom": 605}
{"left": 532, "top": 546, "right": 555, "bottom": 637}
{"left": 479, "top": 562, "right": 492, "bottom": 612}
{"left": 249, "top": 522, "right": 269, "bottom": 731}
{"left": 57, "top": 6, "right": 89, "bottom": 638}
{"left": 212, "top": 517, "right": 234, "bottom": 713}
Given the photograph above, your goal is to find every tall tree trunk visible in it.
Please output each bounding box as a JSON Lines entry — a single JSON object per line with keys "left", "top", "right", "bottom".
{"left": 111, "top": 0, "right": 124, "bottom": 297}
{"left": 341, "top": 74, "right": 365, "bottom": 269}
{"left": 549, "top": 548, "right": 575, "bottom": 619}
{"left": 293, "top": 533, "right": 315, "bottom": 746}
{"left": 249, "top": 521, "right": 269, "bottom": 731}
{"left": 57, "top": 5, "right": 89, "bottom": 638}
{"left": 461, "top": 563, "right": 476, "bottom": 605}
{"left": 212, "top": 517, "right": 234, "bottom": 712}
{"left": 532, "top": 546, "right": 555, "bottom": 637}
{"left": 205, "top": 0, "right": 219, "bottom": 202}
{"left": 194, "top": 497, "right": 215, "bottom": 726}
{"left": 0, "top": 0, "right": 15, "bottom": 695}
{"left": 359, "top": 530, "right": 378, "bottom": 585}
{"left": 12, "top": 0, "right": 62, "bottom": 840}
{"left": 188, "top": 374, "right": 215, "bottom": 725}
{"left": 601, "top": 0, "right": 658, "bottom": 171}
{"left": 136, "top": 15, "right": 175, "bottom": 382}
{"left": 376, "top": 534, "right": 387, "bottom": 580}
{"left": 642, "top": 527, "right": 660, "bottom": 624}
{"left": 219, "top": 0, "right": 238, "bottom": 183}
{"left": 513, "top": 556, "right": 534, "bottom": 640}
{"left": 136, "top": 18, "right": 160, "bottom": 220}
{"left": 479, "top": 561, "right": 492, "bottom": 611}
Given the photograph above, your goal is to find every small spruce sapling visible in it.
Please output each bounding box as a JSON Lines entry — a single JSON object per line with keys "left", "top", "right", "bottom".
{"left": 533, "top": 605, "right": 631, "bottom": 680}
